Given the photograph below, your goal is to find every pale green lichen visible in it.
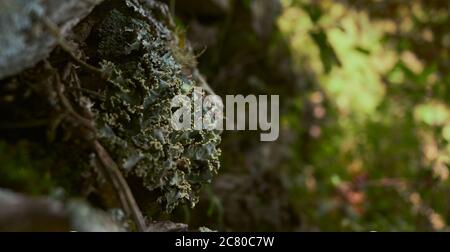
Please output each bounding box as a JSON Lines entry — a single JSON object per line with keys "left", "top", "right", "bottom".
{"left": 90, "top": 0, "right": 221, "bottom": 212}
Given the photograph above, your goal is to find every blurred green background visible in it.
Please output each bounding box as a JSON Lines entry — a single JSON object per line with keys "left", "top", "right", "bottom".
{"left": 167, "top": 0, "right": 450, "bottom": 231}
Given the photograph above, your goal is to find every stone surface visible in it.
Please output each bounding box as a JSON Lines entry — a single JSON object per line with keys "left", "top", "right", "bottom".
{"left": 0, "top": 0, "right": 103, "bottom": 79}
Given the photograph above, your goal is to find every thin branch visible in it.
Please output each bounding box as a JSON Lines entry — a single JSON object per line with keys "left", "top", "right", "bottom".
{"left": 53, "top": 69, "right": 96, "bottom": 130}
{"left": 93, "top": 141, "right": 147, "bottom": 232}
{"left": 68, "top": 87, "right": 106, "bottom": 101}
{"left": 49, "top": 64, "right": 146, "bottom": 231}
{"left": 40, "top": 16, "right": 105, "bottom": 77}
{"left": 192, "top": 68, "right": 217, "bottom": 96}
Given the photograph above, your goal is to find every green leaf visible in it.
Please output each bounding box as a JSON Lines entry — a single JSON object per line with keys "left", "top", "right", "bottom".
{"left": 301, "top": 3, "right": 323, "bottom": 23}
{"left": 309, "top": 29, "right": 342, "bottom": 73}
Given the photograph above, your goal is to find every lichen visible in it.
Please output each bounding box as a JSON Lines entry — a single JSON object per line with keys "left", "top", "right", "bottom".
{"left": 88, "top": 0, "right": 221, "bottom": 212}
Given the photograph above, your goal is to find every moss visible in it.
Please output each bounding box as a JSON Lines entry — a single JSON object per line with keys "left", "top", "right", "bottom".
{"left": 0, "top": 141, "right": 51, "bottom": 194}
{"left": 0, "top": 140, "right": 83, "bottom": 196}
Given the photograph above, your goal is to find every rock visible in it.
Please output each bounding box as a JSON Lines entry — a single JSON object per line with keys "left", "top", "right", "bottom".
{"left": 0, "top": 0, "right": 104, "bottom": 79}
{"left": 147, "top": 221, "right": 189, "bottom": 232}
{"left": 0, "top": 188, "right": 124, "bottom": 231}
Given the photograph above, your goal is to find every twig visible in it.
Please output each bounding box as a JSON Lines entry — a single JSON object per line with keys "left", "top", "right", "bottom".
{"left": 53, "top": 70, "right": 95, "bottom": 130}
{"left": 49, "top": 64, "right": 146, "bottom": 231}
{"left": 40, "top": 16, "right": 105, "bottom": 77}
{"left": 93, "top": 141, "right": 147, "bottom": 232}
{"left": 192, "top": 68, "right": 217, "bottom": 96}
{"left": 68, "top": 87, "right": 106, "bottom": 101}
{"left": 169, "top": 0, "right": 176, "bottom": 18}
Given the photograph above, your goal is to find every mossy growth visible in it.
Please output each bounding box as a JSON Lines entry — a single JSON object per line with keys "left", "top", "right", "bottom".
{"left": 0, "top": 140, "right": 87, "bottom": 197}
{"left": 0, "top": 140, "right": 54, "bottom": 195}
{"left": 85, "top": 0, "right": 221, "bottom": 212}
